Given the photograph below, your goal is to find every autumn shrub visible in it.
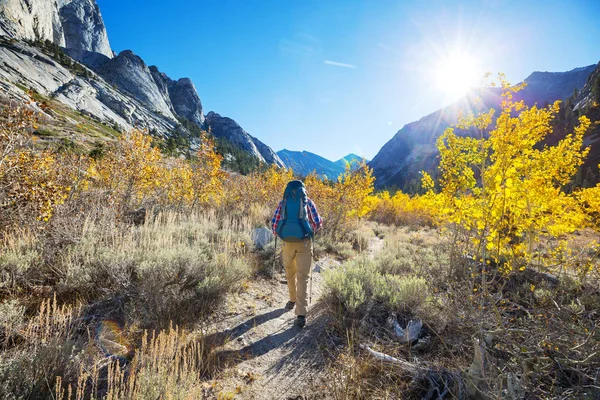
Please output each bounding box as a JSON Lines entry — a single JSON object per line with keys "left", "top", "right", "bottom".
{"left": 0, "top": 104, "right": 71, "bottom": 229}
{"left": 87, "top": 130, "right": 225, "bottom": 216}
{"left": 368, "top": 189, "right": 438, "bottom": 227}
{"left": 305, "top": 163, "right": 375, "bottom": 239}
{"left": 425, "top": 76, "right": 594, "bottom": 276}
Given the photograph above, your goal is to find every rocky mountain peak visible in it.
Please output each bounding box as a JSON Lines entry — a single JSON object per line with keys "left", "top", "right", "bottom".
{"left": 519, "top": 65, "right": 596, "bottom": 105}
{"left": 0, "top": 0, "right": 112, "bottom": 63}
{"left": 370, "top": 64, "right": 598, "bottom": 190}
{"left": 168, "top": 77, "right": 204, "bottom": 127}
{"left": 0, "top": 0, "right": 284, "bottom": 171}
{"left": 206, "top": 112, "right": 285, "bottom": 168}
{"left": 97, "top": 50, "right": 177, "bottom": 120}
{"left": 57, "top": 0, "right": 112, "bottom": 60}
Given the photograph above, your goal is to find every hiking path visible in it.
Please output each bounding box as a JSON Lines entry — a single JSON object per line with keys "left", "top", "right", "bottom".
{"left": 204, "top": 235, "right": 384, "bottom": 399}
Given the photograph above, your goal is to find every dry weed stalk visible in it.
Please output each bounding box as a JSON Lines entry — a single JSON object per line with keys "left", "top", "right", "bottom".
{"left": 23, "top": 293, "right": 80, "bottom": 344}
{"left": 55, "top": 324, "right": 211, "bottom": 399}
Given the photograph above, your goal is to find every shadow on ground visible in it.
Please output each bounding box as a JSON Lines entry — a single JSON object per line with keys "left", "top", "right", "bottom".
{"left": 208, "top": 301, "right": 331, "bottom": 375}
{"left": 205, "top": 307, "right": 290, "bottom": 347}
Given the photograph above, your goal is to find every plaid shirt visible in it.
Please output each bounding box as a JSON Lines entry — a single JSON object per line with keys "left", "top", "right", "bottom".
{"left": 271, "top": 197, "right": 322, "bottom": 235}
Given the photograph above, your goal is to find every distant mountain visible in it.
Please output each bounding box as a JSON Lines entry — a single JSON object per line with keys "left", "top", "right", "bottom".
{"left": 370, "top": 64, "right": 598, "bottom": 191}
{"left": 277, "top": 149, "right": 343, "bottom": 180}
{"left": 276, "top": 150, "right": 369, "bottom": 180}
{"left": 335, "top": 153, "right": 369, "bottom": 169}
{"left": 0, "top": 0, "right": 281, "bottom": 171}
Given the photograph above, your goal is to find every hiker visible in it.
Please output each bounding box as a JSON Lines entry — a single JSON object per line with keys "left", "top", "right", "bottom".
{"left": 271, "top": 180, "right": 322, "bottom": 328}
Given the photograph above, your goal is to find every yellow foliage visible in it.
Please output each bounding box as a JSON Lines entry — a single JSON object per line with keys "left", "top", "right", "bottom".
{"left": 1, "top": 104, "right": 69, "bottom": 224}
{"left": 369, "top": 189, "right": 439, "bottom": 226}
{"left": 305, "top": 162, "right": 375, "bottom": 236}
{"left": 87, "top": 129, "right": 163, "bottom": 210}
{"left": 223, "top": 162, "right": 375, "bottom": 237}
{"left": 577, "top": 166, "right": 600, "bottom": 226}
{"left": 430, "top": 74, "right": 592, "bottom": 273}
{"left": 87, "top": 130, "right": 226, "bottom": 212}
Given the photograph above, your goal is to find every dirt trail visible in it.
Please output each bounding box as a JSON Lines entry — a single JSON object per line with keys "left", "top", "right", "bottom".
{"left": 206, "top": 237, "right": 383, "bottom": 399}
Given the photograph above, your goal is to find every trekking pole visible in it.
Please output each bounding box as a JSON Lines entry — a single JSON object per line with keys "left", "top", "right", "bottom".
{"left": 309, "top": 233, "right": 315, "bottom": 305}
{"left": 272, "top": 235, "right": 278, "bottom": 280}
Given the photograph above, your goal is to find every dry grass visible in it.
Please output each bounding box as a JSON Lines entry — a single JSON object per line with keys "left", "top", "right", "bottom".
{"left": 55, "top": 325, "right": 214, "bottom": 400}
{"left": 323, "top": 225, "right": 600, "bottom": 399}
{"left": 0, "top": 207, "right": 257, "bottom": 399}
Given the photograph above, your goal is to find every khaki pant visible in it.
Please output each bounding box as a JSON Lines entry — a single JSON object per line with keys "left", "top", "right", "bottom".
{"left": 282, "top": 240, "right": 312, "bottom": 316}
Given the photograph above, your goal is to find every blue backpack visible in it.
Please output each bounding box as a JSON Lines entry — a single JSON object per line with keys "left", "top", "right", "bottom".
{"left": 275, "top": 180, "right": 314, "bottom": 242}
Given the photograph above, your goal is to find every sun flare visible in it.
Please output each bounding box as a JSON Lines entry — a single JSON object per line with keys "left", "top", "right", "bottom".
{"left": 434, "top": 53, "right": 482, "bottom": 99}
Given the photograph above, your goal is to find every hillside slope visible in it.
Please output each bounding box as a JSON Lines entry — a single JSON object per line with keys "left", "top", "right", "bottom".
{"left": 0, "top": 0, "right": 281, "bottom": 170}
{"left": 370, "top": 64, "right": 598, "bottom": 190}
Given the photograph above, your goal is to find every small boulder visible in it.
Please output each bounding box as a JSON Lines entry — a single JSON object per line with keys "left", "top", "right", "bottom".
{"left": 252, "top": 227, "right": 273, "bottom": 249}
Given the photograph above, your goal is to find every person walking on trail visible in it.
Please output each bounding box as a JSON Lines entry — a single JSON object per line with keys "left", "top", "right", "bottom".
{"left": 271, "top": 180, "right": 322, "bottom": 329}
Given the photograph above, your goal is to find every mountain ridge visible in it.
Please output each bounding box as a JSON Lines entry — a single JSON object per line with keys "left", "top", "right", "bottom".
{"left": 369, "top": 64, "right": 599, "bottom": 190}
{"left": 0, "top": 0, "right": 282, "bottom": 170}
{"left": 277, "top": 149, "right": 368, "bottom": 180}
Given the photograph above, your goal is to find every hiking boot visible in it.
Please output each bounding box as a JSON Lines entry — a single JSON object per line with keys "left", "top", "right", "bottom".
{"left": 285, "top": 301, "right": 295, "bottom": 310}
{"left": 295, "top": 315, "right": 306, "bottom": 329}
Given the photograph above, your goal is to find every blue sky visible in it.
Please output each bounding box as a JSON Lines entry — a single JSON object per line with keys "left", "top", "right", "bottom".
{"left": 97, "top": 0, "right": 600, "bottom": 161}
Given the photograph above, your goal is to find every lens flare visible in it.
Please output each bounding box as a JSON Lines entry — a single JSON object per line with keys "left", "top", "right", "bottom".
{"left": 96, "top": 320, "right": 132, "bottom": 360}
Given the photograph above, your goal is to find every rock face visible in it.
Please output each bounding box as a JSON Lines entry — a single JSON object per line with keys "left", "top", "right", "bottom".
{"left": 0, "top": 39, "right": 176, "bottom": 134}
{"left": 97, "top": 51, "right": 177, "bottom": 121}
{"left": 168, "top": 78, "right": 205, "bottom": 126}
{"left": 0, "top": 0, "right": 287, "bottom": 168}
{"left": 520, "top": 66, "right": 596, "bottom": 106}
{"left": 57, "top": 0, "right": 112, "bottom": 60}
{"left": 0, "top": 0, "right": 112, "bottom": 62}
{"left": 149, "top": 67, "right": 204, "bottom": 126}
{"left": 251, "top": 137, "right": 285, "bottom": 168}
{"left": 574, "top": 62, "right": 600, "bottom": 111}
{"left": 370, "top": 65, "right": 598, "bottom": 190}
{"left": 0, "top": 0, "right": 64, "bottom": 44}
{"left": 206, "top": 112, "right": 285, "bottom": 168}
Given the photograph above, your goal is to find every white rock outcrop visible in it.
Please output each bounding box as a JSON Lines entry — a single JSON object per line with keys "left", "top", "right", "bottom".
{"left": 0, "top": 0, "right": 64, "bottom": 44}
{"left": 0, "top": 39, "right": 176, "bottom": 134}
{"left": 0, "top": 0, "right": 284, "bottom": 168}
{"left": 0, "top": 0, "right": 112, "bottom": 62}
{"left": 57, "top": 0, "right": 112, "bottom": 60}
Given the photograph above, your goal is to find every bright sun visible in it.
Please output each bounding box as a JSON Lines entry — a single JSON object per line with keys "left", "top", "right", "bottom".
{"left": 434, "top": 53, "right": 482, "bottom": 99}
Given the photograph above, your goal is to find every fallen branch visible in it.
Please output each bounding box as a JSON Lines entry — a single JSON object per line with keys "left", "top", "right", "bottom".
{"left": 359, "top": 343, "right": 424, "bottom": 374}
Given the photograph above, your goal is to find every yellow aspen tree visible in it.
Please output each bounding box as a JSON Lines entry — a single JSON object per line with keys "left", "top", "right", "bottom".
{"left": 433, "top": 75, "right": 590, "bottom": 273}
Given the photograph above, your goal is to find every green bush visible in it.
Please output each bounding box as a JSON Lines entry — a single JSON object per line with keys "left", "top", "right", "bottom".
{"left": 374, "top": 274, "right": 429, "bottom": 312}
{"left": 49, "top": 212, "right": 251, "bottom": 328}
{"left": 0, "top": 300, "right": 25, "bottom": 346}
{"left": 324, "top": 258, "right": 431, "bottom": 314}
{"left": 347, "top": 225, "right": 375, "bottom": 252}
